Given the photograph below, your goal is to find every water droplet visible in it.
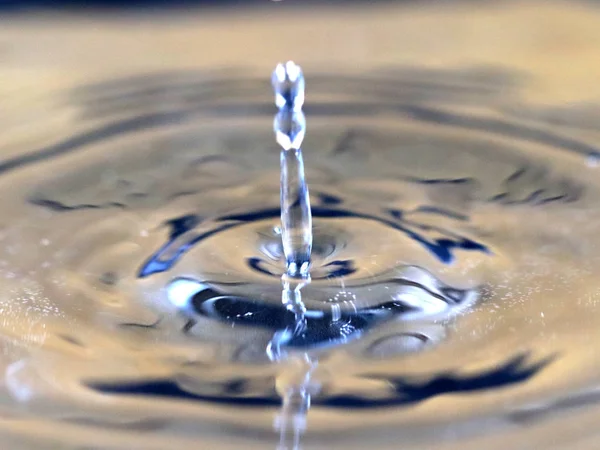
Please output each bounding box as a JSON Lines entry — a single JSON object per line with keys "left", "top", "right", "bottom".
{"left": 272, "top": 61, "right": 305, "bottom": 111}
{"left": 273, "top": 62, "right": 312, "bottom": 277}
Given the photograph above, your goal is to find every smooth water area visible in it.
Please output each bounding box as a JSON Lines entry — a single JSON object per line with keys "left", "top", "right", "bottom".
{"left": 2, "top": 57, "right": 600, "bottom": 449}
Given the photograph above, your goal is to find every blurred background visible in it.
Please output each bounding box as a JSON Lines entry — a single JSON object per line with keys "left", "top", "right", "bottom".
{"left": 2, "top": 0, "right": 401, "bottom": 12}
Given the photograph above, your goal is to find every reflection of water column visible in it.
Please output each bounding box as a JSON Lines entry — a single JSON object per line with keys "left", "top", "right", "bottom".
{"left": 272, "top": 61, "right": 312, "bottom": 278}
{"left": 274, "top": 353, "right": 317, "bottom": 450}
{"left": 270, "top": 277, "right": 316, "bottom": 450}
{"left": 276, "top": 388, "right": 310, "bottom": 450}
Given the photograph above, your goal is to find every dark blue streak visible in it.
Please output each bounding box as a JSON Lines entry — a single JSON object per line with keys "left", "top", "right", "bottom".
{"left": 322, "top": 260, "right": 356, "bottom": 278}
{"left": 315, "top": 192, "right": 343, "bottom": 205}
{"left": 29, "top": 198, "right": 126, "bottom": 211}
{"left": 247, "top": 257, "right": 278, "bottom": 276}
{"left": 138, "top": 222, "right": 238, "bottom": 277}
{"left": 166, "top": 215, "right": 202, "bottom": 239}
{"left": 245, "top": 258, "right": 356, "bottom": 279}
{"left": 138, "top": 207, "right": 489, "bottom": 278}
{"left": 407, "top": 177, "right": 472, "bottom": 185}
{"left": 188, "top": 288, "right": 395, "bottom": 349}
{"left": 86, "top": 352, "right": 553, "bottom": 409}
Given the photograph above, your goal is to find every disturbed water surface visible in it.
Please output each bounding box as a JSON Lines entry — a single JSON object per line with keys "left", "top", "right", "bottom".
{"left": 4, "top": 6, "right": 600, "bottom": 448}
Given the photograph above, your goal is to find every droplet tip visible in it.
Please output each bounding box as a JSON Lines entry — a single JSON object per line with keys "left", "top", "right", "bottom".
{"left": 272, "top": 61, "right": 303, "bottom": 84}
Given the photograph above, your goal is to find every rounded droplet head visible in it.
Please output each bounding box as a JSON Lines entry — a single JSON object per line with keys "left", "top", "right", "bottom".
{"left": 272, "top": 61, "right": 305, "bottom": 111}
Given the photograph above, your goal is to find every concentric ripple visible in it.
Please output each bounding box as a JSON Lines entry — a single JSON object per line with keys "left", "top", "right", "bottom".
{"left": 0, "top": 69, "right": 599, "bottom": 450}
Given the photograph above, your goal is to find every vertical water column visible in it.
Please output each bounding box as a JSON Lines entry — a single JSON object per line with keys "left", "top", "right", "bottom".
{"left": 272, "top": 61, "right": 313, "bottom": 279}
{"left": 271, "top": 62, "right": 315, "bottom": 450}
